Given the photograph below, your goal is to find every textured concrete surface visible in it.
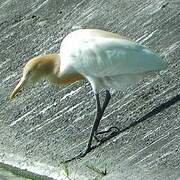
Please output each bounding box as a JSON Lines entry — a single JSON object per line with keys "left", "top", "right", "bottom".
{"left": 0, "top": 0, "right": 180, "bottom": 179}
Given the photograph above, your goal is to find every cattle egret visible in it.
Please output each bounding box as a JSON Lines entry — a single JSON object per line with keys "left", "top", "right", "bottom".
{"left": 10, "top": 29, "right": 168, "bottom": 160}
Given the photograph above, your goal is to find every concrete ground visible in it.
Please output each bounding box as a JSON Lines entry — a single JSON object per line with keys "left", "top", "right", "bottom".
{"left": 0, "top": 0, "right": 180, "bottom": 179}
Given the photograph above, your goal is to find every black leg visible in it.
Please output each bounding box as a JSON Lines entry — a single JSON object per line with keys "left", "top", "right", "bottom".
{"left": 101, "top": 90, "right": 111, "bottom": 115}
{"left": 79, "top": 93, "right": 103, "bottom": 154}
{"left": 64, "top": 93, "right": 103, "bottom": 162}
{"left": 94, "top": 90, "right": 119, "bottom": 142}
{"left": 94, "top": 90, "right": 111, "bottom": 133}
{"left": 64, "top": 90, "right": 118, "bottom": 163}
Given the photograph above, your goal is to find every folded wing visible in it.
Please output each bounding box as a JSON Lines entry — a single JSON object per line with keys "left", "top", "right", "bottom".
{"left": 64, "top": 37, "right": 167, "bottom": 78}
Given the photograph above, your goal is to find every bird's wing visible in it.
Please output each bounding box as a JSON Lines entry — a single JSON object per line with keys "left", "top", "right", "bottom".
{"left": 61, "top": 36, "right": 167, "bottom": 78}
{"left": 71, "top": 28, "right": 129, "bottom": 40}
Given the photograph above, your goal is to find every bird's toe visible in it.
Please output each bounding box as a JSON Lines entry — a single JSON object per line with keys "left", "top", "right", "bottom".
{"left": 94, "top": 126, "right": 120, "bottom": 143}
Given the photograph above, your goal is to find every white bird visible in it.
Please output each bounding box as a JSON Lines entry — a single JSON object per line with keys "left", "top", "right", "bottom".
{"left": 10, "top": 29, "right": 168, "bottom": 160}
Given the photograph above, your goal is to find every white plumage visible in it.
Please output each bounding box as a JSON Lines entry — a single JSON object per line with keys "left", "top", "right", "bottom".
{"left": 10, "top": 29, "right": 168, "bottom": 161}
{"left": 60, "top": 29, "right": 167, "bottom": 93}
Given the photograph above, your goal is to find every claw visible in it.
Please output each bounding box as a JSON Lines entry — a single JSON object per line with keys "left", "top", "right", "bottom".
{"left": 63, "top": 145, "right": 94, "bottom": 163}
{"left": 94, "top": 126, "right": 119, "bottom": 142}
{"left": 64, "top": 127, "right": 119, "bottom": 163}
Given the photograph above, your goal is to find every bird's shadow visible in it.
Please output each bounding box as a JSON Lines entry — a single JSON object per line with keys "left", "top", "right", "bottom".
{"left": 64, "top": 93, "right": 180, "bottom": 163}
{"left": 100, "top": 93, "right": 180, "bottom": 143}
{"left": 120, "top": 93, "right": 180, "bottom": 133}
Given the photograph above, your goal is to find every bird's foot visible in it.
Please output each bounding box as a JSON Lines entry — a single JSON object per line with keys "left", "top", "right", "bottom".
{"left": 94, "top": 126, "right": 119, "bottom": 142}
{"left": 63, "top": 145, "right": 95, "bottom": 163}
{"left": 63, "top": 127, "right": 119, "bottom": 163}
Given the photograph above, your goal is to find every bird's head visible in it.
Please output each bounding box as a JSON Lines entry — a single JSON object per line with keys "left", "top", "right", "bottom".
{"left": 10, "top": 54, "right": 60, "bottom": 99}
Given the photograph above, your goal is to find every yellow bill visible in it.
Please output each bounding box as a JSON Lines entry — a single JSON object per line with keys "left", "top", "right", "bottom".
{"left": 10, "top": 78, "right": 26, "bottom": 99}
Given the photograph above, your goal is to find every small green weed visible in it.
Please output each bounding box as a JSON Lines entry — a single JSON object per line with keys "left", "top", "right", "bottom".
{"left": 86, "top": 164, "right": 107, "bottom": 176}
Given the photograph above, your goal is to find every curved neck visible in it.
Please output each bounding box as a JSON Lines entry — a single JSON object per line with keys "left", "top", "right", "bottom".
{"left": 48, "top": 54, "right": 85, "bottom": 85}
{"left": 51, "top": 73, "right": 85, "bottom": 85}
